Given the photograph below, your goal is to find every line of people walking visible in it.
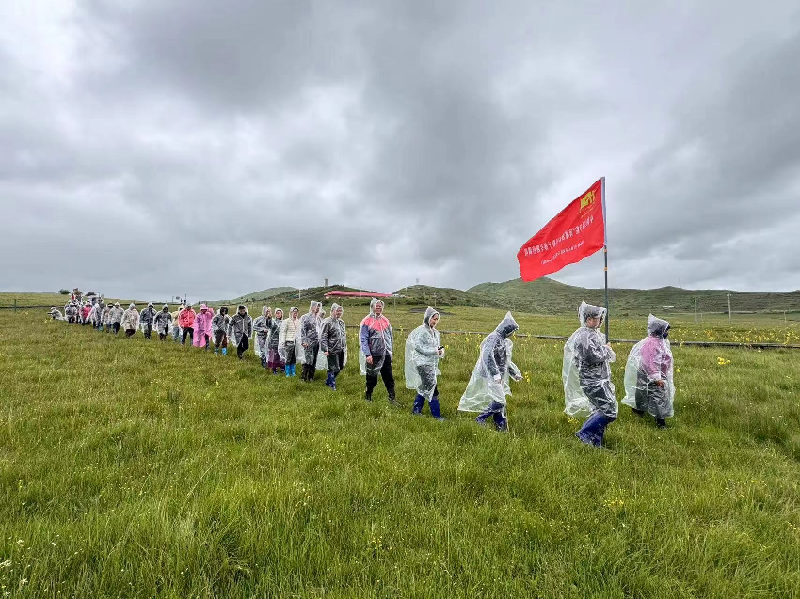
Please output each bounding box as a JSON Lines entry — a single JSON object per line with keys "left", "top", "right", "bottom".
{"left": 50, "top": 297, "right": 675, "bottom": 447}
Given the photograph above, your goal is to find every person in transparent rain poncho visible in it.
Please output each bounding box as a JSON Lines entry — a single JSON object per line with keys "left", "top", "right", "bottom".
{"left": 102, "top": 303, "right": 113, "bottom": 334}
{"left": 563, "top": 302, "right": 618, "bottom": 447}
{"left": 458, "top": 311, "right": 522, "bottom": 432}
{"left": 212, "top": 306, "right": 230, "bottom": 355}
{"left": 297, "top": 301, "right": 323, "bottom": 382}
{"left": 320, "top": 303, "right": 347, "bottom": 390}
{"left": 89, "top": 299, "right": 103, "bottom": 330}
{"left": 279, "top": 307, "right": 300, "bottom": 377}
{"left": 120, "top": 303, "right": 140, "bottom": 337}
{"left": 109, "top": 302, "right": 124, "bottom": 335}
{"left": 228, "top": 305, "right": 253, "bottom": 359}
{"left": 360, "top": 299, "right": 397, "bottom": 405}
{"left": 406, "top": 307, "right": 446, "bottom": 420}
{"left": 253, "top": 306, "right": 273, "bottom": 368}
{"left": 153, "top": 305, "right": 172, "bottom": 341}
{"left": 49, "top": 307, "right": 64, "bottom": 321}
{"left": 170, "top": 308, "right": 182, "bottom": 342}
{"left": 314, "top": 308, "right": 329, "bottom": 373}
{"left": 622, "top": 315, "right": 675, "bottom": 429}
{"left": 265, "top": 308, "right": 284, "bottom": 373}
{"left": 139, "top": 302, "right": 157, "bottom": 339}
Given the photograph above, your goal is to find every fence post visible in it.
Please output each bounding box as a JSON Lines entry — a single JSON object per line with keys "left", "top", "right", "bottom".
{"left": 13, "top": 299, "right": 16, "bottom": 313}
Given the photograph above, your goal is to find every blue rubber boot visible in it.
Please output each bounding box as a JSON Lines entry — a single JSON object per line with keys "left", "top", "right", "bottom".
{"left": 429, "top": 398, "right": 444, "bottom": 421}
{"left": 412, "top": 394, "right": 425, "bottom": 415}
{"left": 291, "top": 364, "right": 297, "bottom": 377}
{"left": 285, "top": 365, "right": 291, "bottom": 377}
{"left": 576, "top": 413, "right": 613, "bottom": 447}
{"left": 222, "top": 347, "right": 227, "bottom": 356}
{"left": 325, "top": 372, "right": 336, "bottom": 390}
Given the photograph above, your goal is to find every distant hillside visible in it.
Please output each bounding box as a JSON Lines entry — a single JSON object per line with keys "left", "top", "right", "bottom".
{"left": 220, "top": 287, "right": 296, "bottom": 304}
{"left": 470, "top": 278, "right": 800, "bottom": 315}
{"left": 211, "top": 277, "right": 800, "bottom": 316}
{"left": 396, "top": 285, "right": 501, "bottom": 308}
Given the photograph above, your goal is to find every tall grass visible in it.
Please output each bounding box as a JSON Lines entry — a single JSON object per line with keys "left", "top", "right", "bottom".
{"left": 0, "top": 306, "right": 798, "bottom": 597}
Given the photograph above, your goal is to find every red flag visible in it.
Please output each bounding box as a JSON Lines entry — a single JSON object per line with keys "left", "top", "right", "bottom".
{"left": 518, "top": 179, "right": 605, "bottom": 281}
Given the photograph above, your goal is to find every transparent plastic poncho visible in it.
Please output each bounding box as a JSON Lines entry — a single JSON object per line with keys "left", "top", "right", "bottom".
{"left": 278, "top": 307, "right": 300, "bottom": 362}
{"left": 319, "top": 304, "right": 347, "bottom": 370}
{"left": 139, "top": 304, "right": 157, "bottom": 332}
{"left": 359, "top": 299, "right": 393, "bottom": 375}
{"left": 296, "top": 301, "right": 322, "bottom": 365}
{"left": 253, "top": 306, "right": 272, "bottom": 358}
{"left": 458, "top": 311, "right": 522, "bottom": 412}
{"left": 266, "top": 309, "right": 283, "bottom": 351}
{"left": 405, "top": 307, "right": 443, "bottom": 401}
{"left": 563, "top": 302, "right": 617, "bottom": 419}
{"left": 153, "top": 307, "right": 172, "bottom": 335}
{"left": 622, "top": 314, "right": 675, "bottom": 419}
{"left": 169, "top": 310, "right": 182, "bottom": 336}
{"left": 227, "top": 308, "right": 252, "bottom": 347}
{"left": 121, "top": 305, "right": 139, "bottom": 330}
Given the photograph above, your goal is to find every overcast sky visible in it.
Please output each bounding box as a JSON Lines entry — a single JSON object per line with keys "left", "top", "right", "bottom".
{"left": 2, "top": 1, "right": 799, "bottom": 302}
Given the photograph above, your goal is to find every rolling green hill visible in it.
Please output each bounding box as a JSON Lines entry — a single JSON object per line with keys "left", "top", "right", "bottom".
{"left": 469, "top": 278, "right": 800, "bottom": 315}
{"left": 216, "top": 286, "right": 297, "bottom": 305}
{"left": 207, "top": 277, "right": 800, "bottom": 317}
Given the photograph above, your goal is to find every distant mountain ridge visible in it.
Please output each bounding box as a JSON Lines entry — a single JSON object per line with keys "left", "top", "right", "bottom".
{"left": 216, "top": 278, "right": 800, "bottom": 315}
{"left": 217, "top": 286, "right": 296, "bottom": 304}
{"left": 468, "top": 278, "right": 800, "bottom": 315}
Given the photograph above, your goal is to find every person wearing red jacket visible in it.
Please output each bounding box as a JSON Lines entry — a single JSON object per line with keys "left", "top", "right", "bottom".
{"left": 178, "top": 304, "right": 197, "bottom": 345}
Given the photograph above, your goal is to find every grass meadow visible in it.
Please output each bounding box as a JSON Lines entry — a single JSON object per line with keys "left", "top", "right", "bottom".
{"left": 0, "top": 301, "right": 799, "bottom": 597}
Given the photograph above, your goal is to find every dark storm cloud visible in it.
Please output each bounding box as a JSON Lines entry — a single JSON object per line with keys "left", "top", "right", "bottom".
{"left": 1, "top": 0, "right": 799, "bottom": 303}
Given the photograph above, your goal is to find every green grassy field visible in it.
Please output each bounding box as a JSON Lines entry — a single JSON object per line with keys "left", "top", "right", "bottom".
{"left": 1, "top": 304, "right": 799, "bottom": 597}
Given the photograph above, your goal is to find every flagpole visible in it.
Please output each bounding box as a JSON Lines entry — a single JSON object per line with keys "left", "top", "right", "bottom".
{"left": 601, "top": 176, "right": 609, "bottom": 342}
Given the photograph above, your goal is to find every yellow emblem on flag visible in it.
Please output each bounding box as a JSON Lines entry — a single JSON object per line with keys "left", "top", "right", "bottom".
{"left": 580, "top": 189, "right": 596, "bottom": 210}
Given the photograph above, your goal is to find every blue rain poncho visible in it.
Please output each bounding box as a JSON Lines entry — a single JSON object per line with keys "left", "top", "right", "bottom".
{"left": 622, "top": 314, "right": 675, "bottom": 419}
{"left": 563, "top": 302, "right": 617, "bottom": 419}
{"left": 405, "top": 307, "right": 443, "bottom": 401}
{"left": 458, "top": 311, "right": 522, "bottom": 413}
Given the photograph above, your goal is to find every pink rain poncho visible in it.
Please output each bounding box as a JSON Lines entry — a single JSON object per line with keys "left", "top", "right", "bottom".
{"left": 622, "top": 314, "right": 675, "bottom": 419}
{"left": 192, "top": 304, "right": 215, "bottom": 348}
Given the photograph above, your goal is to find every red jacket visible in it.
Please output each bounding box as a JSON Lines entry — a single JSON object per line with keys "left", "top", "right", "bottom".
{"left": 178, "top": 308, "right": 196, "bottom": 328}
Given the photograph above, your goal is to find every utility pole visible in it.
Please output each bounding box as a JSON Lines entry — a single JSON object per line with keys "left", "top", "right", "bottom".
{"left": 727, "top": 293, "right": 732, "bottom": 322}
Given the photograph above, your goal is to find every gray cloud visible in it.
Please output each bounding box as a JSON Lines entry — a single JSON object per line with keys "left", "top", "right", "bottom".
{"left": 1, "top": 0, "right": 799, "bottom": 303}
